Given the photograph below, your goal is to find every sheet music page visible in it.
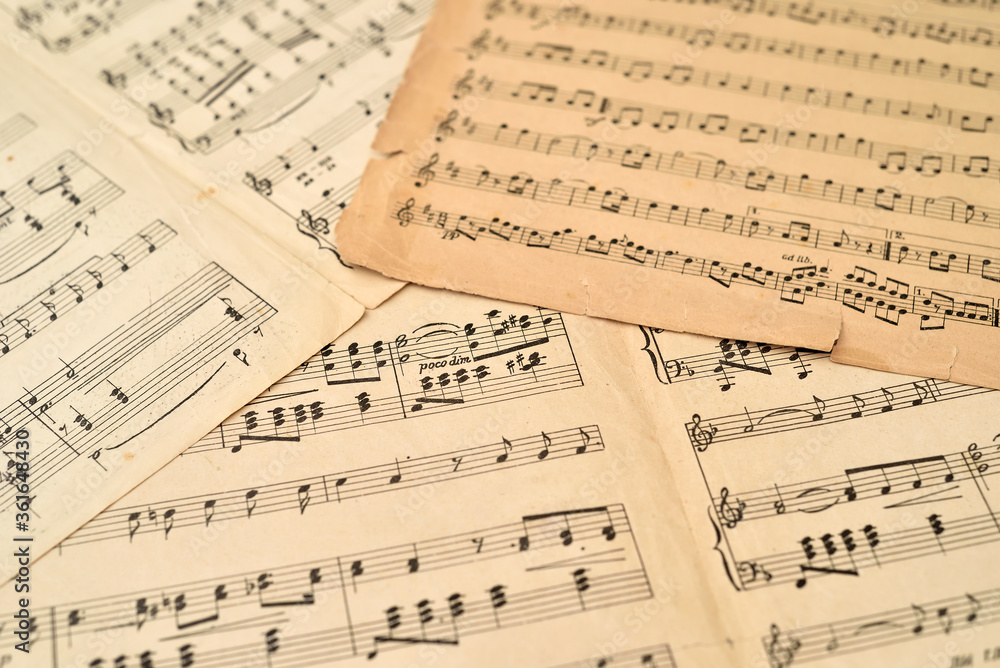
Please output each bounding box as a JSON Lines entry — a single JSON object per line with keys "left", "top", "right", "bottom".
{"left": 626, "top": 323, "right": 1000, "bottom": 666}
{"left": 334, "top": 0, "right": 1000, "bottom": 387}
{"left": 1, "top": 285, "right": 737, "bottom": 667}
{"left": 15, "top": 281, "right": 1000, "bottom": 668}
{"left": 0, "top": 0, "right": 436, "bottom": 307}
{"left": 0, "top": 48, "right": 363, "bottom": 580}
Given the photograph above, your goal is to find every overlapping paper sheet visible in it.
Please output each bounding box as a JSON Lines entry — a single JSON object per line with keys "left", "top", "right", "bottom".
{"left": 336, "top": 0, "right": 1000, "bottom": 388}
{"left": 3, "top": 0, "right": 1000, "bottom": 664}
{"left": 0, "top": 49, "right": 362, "bottom": 576}
{"left": 6, "top": 282, "right": 999, "bottom": 667}
{"left": 0, "top": 0, "right": 437, "bottom": 306}
{"left": 632, "top": 321, "right": 1000, "bottom": 666}
{"left": 1, "top": 286, "right": 731, "bottom": 667}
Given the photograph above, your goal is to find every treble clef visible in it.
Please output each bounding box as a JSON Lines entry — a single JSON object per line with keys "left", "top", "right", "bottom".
{"left": 148, "top": 102, "right": 175, "bottom": 126}
{"left": 453, "top": 68, "right": 475, "bottom": 99}
{"left": 689, "top": 414, "right": 717, "bottom": 451}
{"left": 468, "top": 29, "right": 490, "bottom": 60}
{"left": 766, "top": 624, "right": 801, "bottom": 668}
{"left": 245, "top": 172, "right": 273, "bottom": 197}
{"left": 300, "top": 210, "right": 329, "bottom": 234}
{"left": 100, "top": 69, "right": 127, "bottom": 89}
{"left": 484, "top": 0, "right": 505, "bottom": 19}
{"left": 718, "top": 487, "right": 745, "bottom": 529}
{"left": 415, "top": 154, "right": 438, "bottom": 187}
{"left": 396, "top": 198, "right": 415, "bottom": 226}
{"left": 435, "top": 110, "right": 459, "bottom": 143}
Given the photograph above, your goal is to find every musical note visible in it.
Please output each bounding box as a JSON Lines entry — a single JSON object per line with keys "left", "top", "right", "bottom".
{"left": 497, "top": 436, "right": 513, "bottom": 463}
{"left": 538, "top": 431, "right": 551, "bottom": 459}
{"left": 19, "top": 5, "right": 1000, "bottom": 668}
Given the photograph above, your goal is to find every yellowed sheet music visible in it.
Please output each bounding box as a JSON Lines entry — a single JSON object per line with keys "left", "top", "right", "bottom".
{"left": 626, "top": 323, "right": 1000, "bottom": 666}
{"left": 2, "top": 0, "right": 999, "bottom": 665}
{"left": 335, "top": 0, "right": 1000, "bottom": 387}
{"left": 11, "top": 280, "right": 1000, "bottom": 667}
{"left": 1, "top": 0, "right": 437, "bottom": 306}
{"left": 0, "top": 48, "right": 362, "bottom": 581}
{"left": 3, "top": 285, "right": 734, "bottom": 667}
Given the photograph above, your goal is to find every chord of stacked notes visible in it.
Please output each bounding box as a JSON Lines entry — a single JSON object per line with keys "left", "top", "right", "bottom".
{"left": 0, "top": 0, "right": 998, "bottom": 665}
